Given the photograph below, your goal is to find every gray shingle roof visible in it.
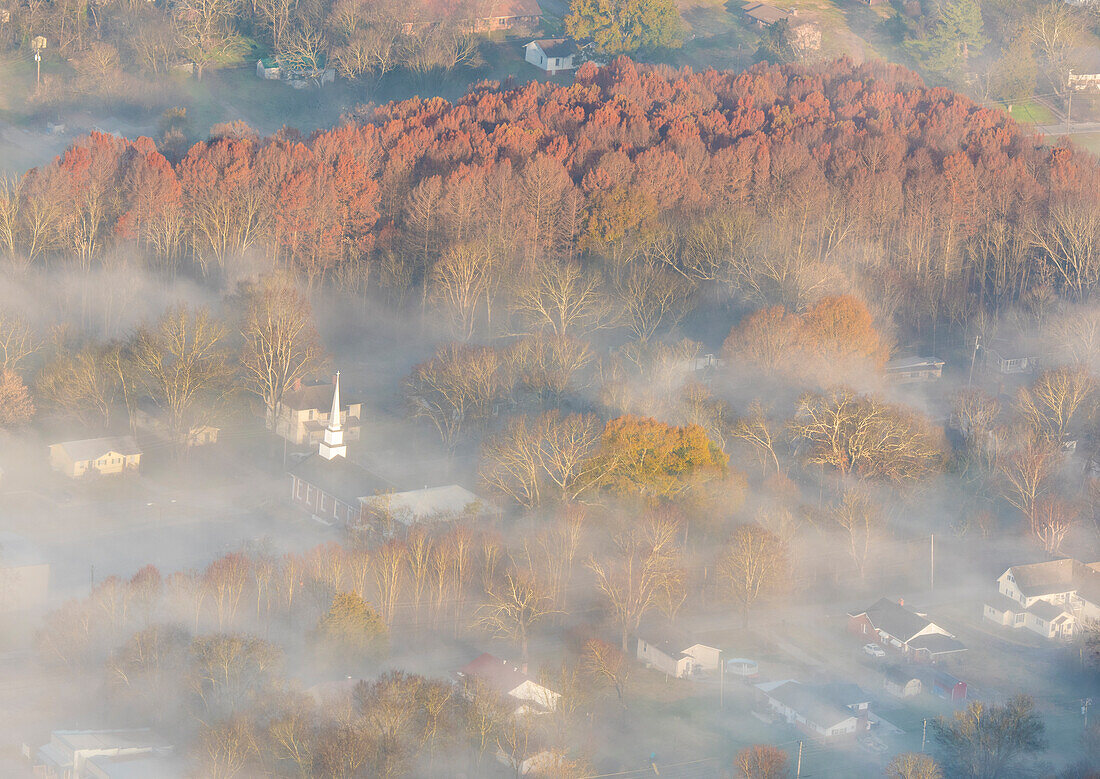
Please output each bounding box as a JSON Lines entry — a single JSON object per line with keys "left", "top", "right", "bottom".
{"left": 851, "top": 598, "right": 932, "bottom": 643}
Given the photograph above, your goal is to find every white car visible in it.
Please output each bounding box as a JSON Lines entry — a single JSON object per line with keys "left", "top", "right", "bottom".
{"left": 862, "top": 643, "right": 886, "bottom": 658}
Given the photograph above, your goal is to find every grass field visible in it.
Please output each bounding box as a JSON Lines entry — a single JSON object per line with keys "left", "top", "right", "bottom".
{"left": 1008, "top": 101, "right": 1056, "bottom": 126}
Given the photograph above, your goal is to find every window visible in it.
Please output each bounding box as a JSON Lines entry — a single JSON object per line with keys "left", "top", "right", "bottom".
{"left": 1014, "top": 613, "right": 1025, "bottom": 625}
{"left": 296, "top": 480, "right": 303, "bottom": 499}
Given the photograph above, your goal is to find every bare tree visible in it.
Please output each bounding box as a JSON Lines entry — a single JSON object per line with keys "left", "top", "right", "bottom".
{"left": 430, "top": 244, "right": 491, "bottom": 341}
{"left": 886, "top": 753, "right": 942, "bottom": 779}
{"left": 475, "top": 567, "right": 559, "bottom": 664}
{"left": 370, "top": 541, "right": 406, "bottom": 628}
{"left": 462, "top": 675, "right": 510, "bottom": 767}
{"left": 734, "top": 744, "right": 790, "bottom": 779}
{"left": 405, "top": 343, "right": 508, "bottom": 449}
{"left": 720, "top": 524, "right": 788, "bottom": 627}
{"left": 1031, "top": 2, "right": 1084, "bottom": 99}
{"left": 0, "top": 312, "right": 36, "bottom": 373}
{"left": 791, "top": 388, "right": 944, "bottom": 482}
{"left": 1016, "top": 366, "right": 1095, "bottom": 445}
{"left": 588, "top": 513, "right": 685, "bottom": 651}
{"left": 732, "top": 402, "right": 782, "bottom": 477}
{"left": 999, "top": 434, "right": 1061, "bottom": 524}
{"left": 829, "top": 490, "right": 884, "bottom": 583}
{"left": 129, "top": 305, "right": 232, "bottom": 453}
{"left": 173, "top": 0, "right": 245, "bottom": 79}
{"left": 614, "top": 259, "right": 691, "bottom": 341}
{"left": 1031, "top": 496, "right": 1077, "bottom": 557}
{"left": 582, "top": 638, "right": 629, "bottom": 707}
{"left": 36, "top": 343, "right": 121, "bottom": 430}
{"left": 239, "top": 277, "right": 326, "bottom": 424}
{"left": 0, "top": 369, "right": 35, "bottom": 429}
{"left": 510, "top": 261, "right": 611, "bottom": 337}
{"left": 197, "top": 716, "right": 259, "bottom": 779}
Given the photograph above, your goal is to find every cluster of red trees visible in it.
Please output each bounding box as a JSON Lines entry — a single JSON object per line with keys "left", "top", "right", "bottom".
{"left": 5, "top": 57, "right": 1097, "bottom": 325}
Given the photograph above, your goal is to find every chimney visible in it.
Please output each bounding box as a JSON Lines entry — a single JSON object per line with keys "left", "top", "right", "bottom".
{"left": 898, "top": 597, "right": 904, "bottom": 607}
{"left": 521, "top": 663, "right": 528, "bottom": 674}
{"left": 292, "top": 378, "right": 302, "bottom": 391}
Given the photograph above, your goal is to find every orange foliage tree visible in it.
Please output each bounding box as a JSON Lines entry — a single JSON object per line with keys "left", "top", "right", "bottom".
{"left": 598, "top": 415, "right": 728, "bottom": 499}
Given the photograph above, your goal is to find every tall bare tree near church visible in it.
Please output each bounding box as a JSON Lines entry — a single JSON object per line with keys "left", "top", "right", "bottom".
{"left": 240, "top": 278, "right": 326, "bottom": 423}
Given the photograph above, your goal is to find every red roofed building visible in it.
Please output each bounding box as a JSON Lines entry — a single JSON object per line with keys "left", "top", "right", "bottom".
{"left": 457, "top": 653, "right": 560, "bottom": 714}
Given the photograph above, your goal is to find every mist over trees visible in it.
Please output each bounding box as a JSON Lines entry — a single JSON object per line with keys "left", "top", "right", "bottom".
{"left": 8, "top": 52, "right": 1100, "bottom": 778}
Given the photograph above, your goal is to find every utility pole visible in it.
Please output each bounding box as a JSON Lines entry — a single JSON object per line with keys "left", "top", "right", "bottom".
{"left": 922, "top": 718, "right": 928, "bottom": 751}
{"left": 719, "top": 651, "right": 725, "bottom": 709}
{"left": 1084, "top": 698, "right": 1092, "bottom": 729}
{"left": 796, "top": 741, "right": 803, "bottom": 778}
{"left": 31, "top": 36, "right": 46, "bottom": 87}
{"left": 930, "top": 534, "right": 934, "bottom": 592}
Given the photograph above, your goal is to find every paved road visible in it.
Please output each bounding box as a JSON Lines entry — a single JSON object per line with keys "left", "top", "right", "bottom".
{"left": 1037, "top": 121, "right": 1100, "bottom": 135}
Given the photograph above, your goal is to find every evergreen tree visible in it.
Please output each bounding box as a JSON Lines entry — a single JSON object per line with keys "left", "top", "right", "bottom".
{"left": 565, "top": 0, "right": 685, "bottom": 55}
{"left": 315, "top": 592, "right": 388, "bottom": 657}
{"left": 908, "top": 0, "right": 988, "bottom": 80}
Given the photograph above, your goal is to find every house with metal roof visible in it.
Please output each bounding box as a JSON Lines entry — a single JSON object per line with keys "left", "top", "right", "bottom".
{"left": 847, "top": 598, "right": 966, "bottom": 662}
{"left": 35, "top": 729, "right": 178, "bottom": 779}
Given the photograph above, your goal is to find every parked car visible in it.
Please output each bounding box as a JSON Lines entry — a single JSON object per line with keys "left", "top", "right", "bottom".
{"left": 862, "top": 643, "right": 886, "bottom": 658}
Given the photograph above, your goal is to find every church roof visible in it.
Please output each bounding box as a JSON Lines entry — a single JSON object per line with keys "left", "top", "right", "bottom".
{"left": 289, "top": 454, "right": 390, "bottom": 505}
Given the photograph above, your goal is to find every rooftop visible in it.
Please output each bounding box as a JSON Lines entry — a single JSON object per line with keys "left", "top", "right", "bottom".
{"left": 86, "top": 751, "right": 186, "bottom": 779}
{"left": 289, "top": 453, "right": 391, "bottom": 505}
{"left": 359, "top": 485, "right": 487, "bottom": 526}
{"left": 886, "top": 356, "right": 944, "bottom": 371}
{"left": 743, "top": 3, "right": 792, "bottom": 24}
{"left": 763, "top": 681, "right": 858, "bottom": 730}
{"left": 529, "top": 38, "right": 578, "bottom": 58}
{"left": 281, "top": 382, "right": 360, "bottom": 412}
{"left": 1026, "top": 599, "right": 1074, "bottom": 621}
{"left": 50, "top": 436, "right": 142, "bottom": 462}
{"left": 458, "top": 653, "right": 536, "bottom": 695}
{"left": 850, "top": 598, "right": 936, "bottom": 643}
{"left": 908, "top": 633, "right": 967, "bottom": 655}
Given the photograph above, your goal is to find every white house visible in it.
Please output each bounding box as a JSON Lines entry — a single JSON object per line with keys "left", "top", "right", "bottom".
{"left": 983, "top": 558, "right": 1100, "bottom": 639}
{"left": 457, "top": 653, "right": 560, "bottom": 715}
{"left": 524, "top": 39, "right": 577, "bottom": 75}
{"left": 48, "top": 437, "right": 142, "bottom": 479}
{"left": 636, "top": 625, "right": 721, "bottom": 678}
{"left": 756, "top": 681, "right": 870, "bottom": 739}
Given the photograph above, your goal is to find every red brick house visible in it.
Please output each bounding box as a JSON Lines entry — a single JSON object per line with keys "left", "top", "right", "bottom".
{"left": 848, "top": 598, "right": 966, "bottom": 663}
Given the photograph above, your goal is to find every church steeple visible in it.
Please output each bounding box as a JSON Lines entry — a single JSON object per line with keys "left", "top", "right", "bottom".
{"left": 319, "top": 372, "right": 347, "bottom": 460}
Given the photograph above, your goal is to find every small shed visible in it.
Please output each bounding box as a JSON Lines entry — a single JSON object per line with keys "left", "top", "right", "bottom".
{"left": 928, "top": 670, "right": 967, "bottom": 702}
{"left": 883, "top": 666, "right": 921, "bottom": 698}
